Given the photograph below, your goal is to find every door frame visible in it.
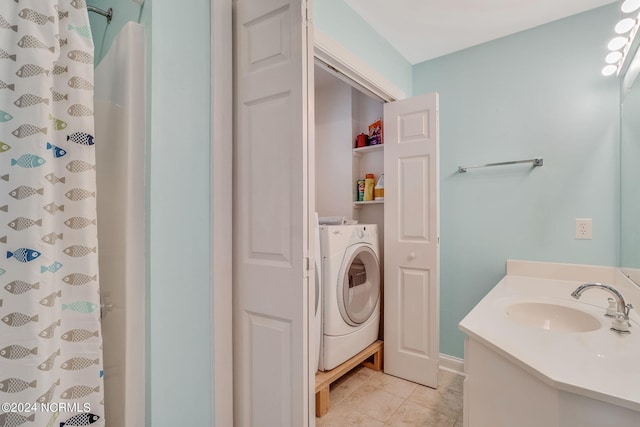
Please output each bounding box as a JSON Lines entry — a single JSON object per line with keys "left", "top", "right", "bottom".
{"left": 313, "top": 29, "right": 406, "bottom": 103}
{"left": 211, "top": 0, "right": 233, "bottom": 426}
{"left": 211, "top": 12, "right": 407, "bottom": 425}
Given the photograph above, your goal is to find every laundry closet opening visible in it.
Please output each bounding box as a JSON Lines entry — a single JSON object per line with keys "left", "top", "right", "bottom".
{"left": 314, "top": 60, "right": 386, "bottom": 373}
{"left": 312, "top": 55, "right": 441, "bottom": 394}
{"left": 314, "top": 60, "right": 386, "bottom": 263}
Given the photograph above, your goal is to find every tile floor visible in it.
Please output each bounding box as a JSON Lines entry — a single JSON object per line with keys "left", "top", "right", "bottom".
{"left": 316, "top": 366, "right": 464, "bottom": 427}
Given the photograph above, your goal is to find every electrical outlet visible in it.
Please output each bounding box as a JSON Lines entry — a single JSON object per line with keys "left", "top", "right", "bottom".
{"left": 575, "top": 218, "right": 592, "bottom": 240}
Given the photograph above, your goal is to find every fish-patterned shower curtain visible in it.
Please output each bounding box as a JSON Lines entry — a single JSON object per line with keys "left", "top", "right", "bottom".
{"left": 0, "top": 1, "right": 104, "bottom": 426}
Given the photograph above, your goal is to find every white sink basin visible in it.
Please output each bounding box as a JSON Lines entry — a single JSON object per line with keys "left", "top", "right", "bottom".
{"left": 505, "top": 302, "right": 602, "bottom": 332}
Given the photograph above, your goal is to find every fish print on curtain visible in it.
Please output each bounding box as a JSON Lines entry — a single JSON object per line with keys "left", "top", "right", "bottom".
{"left": 0, "top": 1, "right": 104, "bottom": 426}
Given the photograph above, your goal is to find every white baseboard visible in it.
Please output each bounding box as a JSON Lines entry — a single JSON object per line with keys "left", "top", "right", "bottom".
{"left": 439, "top": 353, "right": 465, "bottom": 376}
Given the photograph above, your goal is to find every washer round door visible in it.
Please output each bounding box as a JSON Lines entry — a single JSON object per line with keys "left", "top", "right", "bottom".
{"left": 336, "top": 244, "right": 380, "bottom": 326}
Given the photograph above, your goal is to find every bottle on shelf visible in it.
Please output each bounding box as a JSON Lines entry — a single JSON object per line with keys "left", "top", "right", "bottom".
{"left": 374, "top": 174, "right": 384, "bottom": 201}
{"left": 357, "top": 179, "right": 365, "bottom": 201}
{"left": 363, "top": 173, "right": 375, "bottom": 201}
{"left": 355, "top": 133, "right": 368, "bottom": 148}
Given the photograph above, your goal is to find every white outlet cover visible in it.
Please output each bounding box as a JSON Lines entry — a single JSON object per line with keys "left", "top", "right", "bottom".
{"left": 575, "top": 218, "right": 593, "bottom": 240}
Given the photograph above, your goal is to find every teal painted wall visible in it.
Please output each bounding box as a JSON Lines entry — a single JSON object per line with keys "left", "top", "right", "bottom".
{"left": 87, "top": 0, "right": 143, "bottom": 63}
{"left": 89, "top": 1, "right": 213, "bottom": 426}
{"left": 146, "top": 0, "right": 212, "bottom": 426}
{"left": 314, "top": 0, "right": 412, "bottom": 96}
{"left": 413, "top": 5, "right": 621, "bottom": 358}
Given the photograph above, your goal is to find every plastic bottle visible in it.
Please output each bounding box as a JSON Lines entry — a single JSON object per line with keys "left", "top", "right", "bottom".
{"left": 374, "top": 174, "right": 384, "bottom": 201}
{"left": 357, "top": 179, "right": 365, "bottom": 201}
{"left": 363, "top": 174, "right": 375, "bottom": 201}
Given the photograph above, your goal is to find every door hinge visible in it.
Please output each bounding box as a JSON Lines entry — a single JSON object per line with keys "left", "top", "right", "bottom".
{"left": 303, "top": 256, "right": 311, "bottom": 277}
{"left": 303, "top": 0, "right": 313, "bottom": 25}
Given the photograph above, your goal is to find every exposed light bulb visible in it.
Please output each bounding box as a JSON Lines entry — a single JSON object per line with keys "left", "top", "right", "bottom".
{"left": 621, "top": 0, "right": 640, "bottom": 14}
{"left": 615, "top": 18, "right": 636, "bottom": 34}
{"left": 608, "top": 36, "right": 628, "bottom": 50}
{"left": 602, "top": 64, "right": 618, "bottom": 76}
{"left": 606, "top": 51, "right": 623, "bottom": 63}
{"left": 602, "top": 1, "right": 640, "bottom": 77}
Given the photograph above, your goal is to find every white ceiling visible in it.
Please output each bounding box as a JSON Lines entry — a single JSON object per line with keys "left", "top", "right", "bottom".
{"left": 344, "top": 0, "right": 618, "bottom": 64}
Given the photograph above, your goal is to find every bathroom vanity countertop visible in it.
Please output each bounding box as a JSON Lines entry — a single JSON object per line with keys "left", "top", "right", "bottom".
{"left": 459, "top": 261, "right": 640, "bottom": 413}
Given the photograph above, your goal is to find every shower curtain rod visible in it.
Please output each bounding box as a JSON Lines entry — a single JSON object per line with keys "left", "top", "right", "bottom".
{"left": 88, "top": 5, "right": 113, "bottom": 23}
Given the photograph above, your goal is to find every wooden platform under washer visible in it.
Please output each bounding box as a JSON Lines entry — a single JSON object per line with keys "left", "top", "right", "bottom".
{"left": 315, "top": 340, "right": 383, "bottom": 417}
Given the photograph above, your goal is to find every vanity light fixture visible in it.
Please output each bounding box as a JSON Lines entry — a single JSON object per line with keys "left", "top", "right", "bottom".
{"left": 621, "top": 0, "right": 640, "bottom": 13}
{"left": 602, "top": 64, "right": 618, "bottom": 76}
{"left": 616, "top": 17, "right": 636, "bottom": 33}
{"left": 606, "top": 50, "right": 623, "bottom": 63}
{"left": 602, "top": 0, "right": 640, "bottom": 76}
{"left": 608, "top": 35, "right": 629, "bottom": 50}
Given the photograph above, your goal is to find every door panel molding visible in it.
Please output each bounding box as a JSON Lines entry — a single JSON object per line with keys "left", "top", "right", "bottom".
{"left": 384, "top": 92, "right": 440, "bottom": 388}
{"left": 233, "top": 0, "right": 311, "bottom": 425}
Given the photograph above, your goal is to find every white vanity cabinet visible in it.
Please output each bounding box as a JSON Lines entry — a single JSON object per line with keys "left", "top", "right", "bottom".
{"left": 464, "top": 337, "right": 640, "bottom": 427}
{"left": 460, "top": 262, "right": 640, "bottom": 427}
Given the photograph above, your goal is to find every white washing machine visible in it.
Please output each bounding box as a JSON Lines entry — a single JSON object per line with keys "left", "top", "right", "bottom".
{"left": 318, "top": 224, "right": 380, "bottom": 371}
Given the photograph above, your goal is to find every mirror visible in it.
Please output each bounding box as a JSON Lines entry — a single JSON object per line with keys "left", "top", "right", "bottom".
{"left": 620, "top": 42, "right": 640, "bottom": 284}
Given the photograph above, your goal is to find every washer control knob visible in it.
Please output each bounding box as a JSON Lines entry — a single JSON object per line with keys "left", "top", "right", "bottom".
{"left": 358, "top": 230, "right": 364, "bottom": 239}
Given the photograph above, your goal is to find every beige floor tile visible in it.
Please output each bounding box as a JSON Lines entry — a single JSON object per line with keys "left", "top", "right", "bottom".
{"left": 408, "top": 385, "right": 463, "bottom": 420}
{"left": 367, "top": 371, "right": 418, "bottom": 399}
{"left": 328, "top": 365, "right": 376, "bottom": 388}
{"left": 438, "top": 370, "right": 464, "bottom": 394}
{"left": 329, "top": 367, "right": 372, "bottom": 406}
{"left": 330, "top": 377, "right": 363, "bottom": 407}
{"left": 343, "top": 383, "right": 405, "bottom": 423}
{"left": 316, "top": 402, "right": 385, "bottom": 427}
{"left": 319, "top": 368, "right": 466, "bottom": 426}
{"left": 384, "top": 401, "right": 457, "bottom": 427}
{"left": 316, "top": 366, "right": 379, "bottom": 414}
{"left": 354, "top": 365, "right": 377, "bottom": 379}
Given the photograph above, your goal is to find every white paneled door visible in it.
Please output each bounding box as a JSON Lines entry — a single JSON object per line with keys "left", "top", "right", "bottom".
{"left": 383, "top": 93, "right": 440, "bottom": 388}
{"left": 233, "top": 0, "right": 313, "bottom": 426}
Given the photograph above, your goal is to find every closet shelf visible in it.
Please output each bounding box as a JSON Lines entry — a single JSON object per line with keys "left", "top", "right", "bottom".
{"left": 353, "top": 144, "right": 383, "bottom": 157}
{"left": 353, "top": 200, "right": 384, "bottom": 208}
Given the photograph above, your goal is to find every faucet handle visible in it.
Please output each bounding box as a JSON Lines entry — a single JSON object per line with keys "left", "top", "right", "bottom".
{"left": 625, "top": 303, "right": 633, "bottom": 318}
{"left": 605, "top": 298, "right": 617, "bottom": 317}
{"left": 611, "top": 313, "right": 631, "bottom": 334}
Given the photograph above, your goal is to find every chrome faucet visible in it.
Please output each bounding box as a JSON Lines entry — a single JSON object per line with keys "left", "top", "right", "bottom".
{"left": 571, "top": 283, "right": 633, "bottom": 333}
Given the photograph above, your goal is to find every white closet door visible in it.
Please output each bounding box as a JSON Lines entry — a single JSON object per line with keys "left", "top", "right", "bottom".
{"left": 383, "top": 93, "right": 440, "bottom": 388}
{"left": 233, "top": 0, "right": 312, "bottom": 425}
